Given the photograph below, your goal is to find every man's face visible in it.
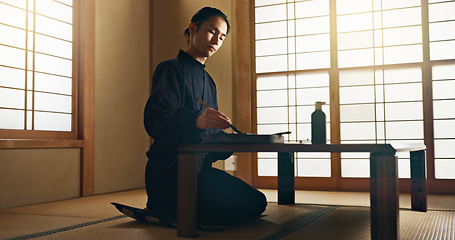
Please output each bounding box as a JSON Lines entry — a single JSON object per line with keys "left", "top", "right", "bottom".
{"left": 189, "top": 16, "right": 228, "bottom": 59}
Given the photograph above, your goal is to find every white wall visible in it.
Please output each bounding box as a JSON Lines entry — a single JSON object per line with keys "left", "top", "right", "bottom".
{"left": 94, "top": 0, "right": 150, "bottom": 194}
{"left": 0, "top": 148, "right": 80, "bottom": 209}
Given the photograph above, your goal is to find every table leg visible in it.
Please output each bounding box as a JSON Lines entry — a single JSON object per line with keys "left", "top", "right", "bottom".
{"left": 177, "top": 153, "right": 200, "bottom": 237}
{"left": 410, "top": 150, "right": 427, "bottom": 212}
{"left": 370, "top": 153, "right": 399, "bottom": 240}
{"left": 278, "top": 152, "right": 295, "bottom": 205}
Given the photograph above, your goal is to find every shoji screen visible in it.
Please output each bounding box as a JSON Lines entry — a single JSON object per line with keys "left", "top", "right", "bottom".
{"left": 0, "top": 0, "right": 74, "bottom": 133}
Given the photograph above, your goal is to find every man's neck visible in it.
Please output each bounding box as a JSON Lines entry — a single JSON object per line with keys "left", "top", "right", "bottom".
{"left": 185, "top": 48, "right": 207, "bottom": 65}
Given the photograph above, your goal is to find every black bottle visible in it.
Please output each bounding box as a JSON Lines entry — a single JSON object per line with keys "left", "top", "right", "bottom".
{"left": 311, "top": 101, "right": 326, "bottom": 144}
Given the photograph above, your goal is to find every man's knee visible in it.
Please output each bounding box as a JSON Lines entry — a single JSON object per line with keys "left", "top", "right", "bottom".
{"left": 255, "top": 190, "right": 268, "bottom": 215}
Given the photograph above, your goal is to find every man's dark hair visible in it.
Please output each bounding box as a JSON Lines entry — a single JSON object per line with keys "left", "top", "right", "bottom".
{"left": 184, "top": 7, "right": 230, "bottom": 41}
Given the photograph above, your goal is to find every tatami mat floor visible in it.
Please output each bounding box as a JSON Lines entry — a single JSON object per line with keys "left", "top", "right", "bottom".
{"left": 1, "top": 189, "right": 454, "bottom": 240}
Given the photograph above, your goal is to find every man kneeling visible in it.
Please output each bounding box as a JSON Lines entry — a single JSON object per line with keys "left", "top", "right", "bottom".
{"left": 142, "top": 6, "right": 267, "bottom": 228}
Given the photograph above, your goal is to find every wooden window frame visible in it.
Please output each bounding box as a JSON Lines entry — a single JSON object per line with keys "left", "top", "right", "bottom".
{"left": 0, "top": 1, "right": 74, "bottom": 140}
{"left": 0, "top": 0, "right": 95, "bottom": 196}
{"left": 235, "top": 0, "right": 455, "bottom": 194}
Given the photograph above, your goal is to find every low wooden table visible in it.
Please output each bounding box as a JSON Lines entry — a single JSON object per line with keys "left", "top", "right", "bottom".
{"left": 177, "top": 143, "right": 427, "bottom": 239}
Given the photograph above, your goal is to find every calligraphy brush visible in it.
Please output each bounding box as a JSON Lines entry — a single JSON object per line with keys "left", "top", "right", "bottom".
{"left": 197, "top": 98, "right": 243, "bottom": 134}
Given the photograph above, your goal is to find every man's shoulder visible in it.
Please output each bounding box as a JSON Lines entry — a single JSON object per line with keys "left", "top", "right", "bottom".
{"left": 158, "top": 57, "right": 180, "bottom": 67}
{"left": 157, "top": 57, "right": 188, "bottom": 70}
{"left": 154, "top": 58, "right": 186, "bottom": 75}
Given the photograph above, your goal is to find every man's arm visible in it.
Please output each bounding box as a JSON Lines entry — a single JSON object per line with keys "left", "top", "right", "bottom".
{"left": 144, "top": 62, "right": 204, "bottom": 147}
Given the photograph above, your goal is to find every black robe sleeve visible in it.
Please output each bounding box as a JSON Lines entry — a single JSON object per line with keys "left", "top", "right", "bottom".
{"left": 144, "top": 54, "right": 232, "bottom": 164}
{"left": 144, "top": 61, "right": 204, "bottom": 151}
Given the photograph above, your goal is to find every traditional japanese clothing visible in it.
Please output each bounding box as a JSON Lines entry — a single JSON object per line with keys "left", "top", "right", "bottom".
{"left": 144, "top": 50, "right": 266, "bottom": 226}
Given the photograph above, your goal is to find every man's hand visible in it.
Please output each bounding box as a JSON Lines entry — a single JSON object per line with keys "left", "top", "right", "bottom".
{"left": 196, "top": 107, "right": 231, "bottom": 130}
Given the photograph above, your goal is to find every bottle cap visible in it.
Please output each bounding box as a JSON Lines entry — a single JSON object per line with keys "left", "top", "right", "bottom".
{"left": 315, "top": 101, "right": 326, "bottom": 110}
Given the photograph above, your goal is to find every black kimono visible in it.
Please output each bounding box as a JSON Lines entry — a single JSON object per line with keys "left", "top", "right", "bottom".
{"left": 144, "top": 50, "right": 266, "bottom": 226}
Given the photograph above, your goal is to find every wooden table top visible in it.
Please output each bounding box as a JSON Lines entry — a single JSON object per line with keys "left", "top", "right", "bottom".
{"left": 179, "top": 143, "right": 426, "bottom": 154}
